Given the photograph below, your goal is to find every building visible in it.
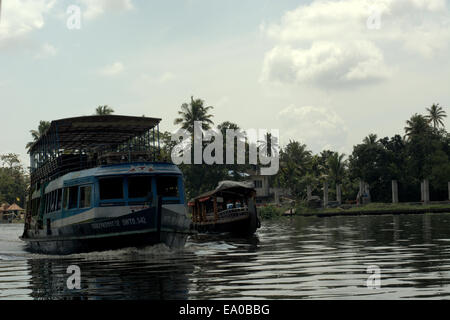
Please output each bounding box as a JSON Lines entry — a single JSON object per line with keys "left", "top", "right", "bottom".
{"left": 247, "top": 169, "right": 291, "bottom": 204}
{"left": 0, "top": 203, "right": 24, "bottom": 222}
{"left": 7, "top": 203, "right": 25, "bottom": 220}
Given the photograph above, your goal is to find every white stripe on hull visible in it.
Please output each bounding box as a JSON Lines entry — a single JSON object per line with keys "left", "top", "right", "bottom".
{"left": 52, "top": 204, "right": 187, "bottom": 228}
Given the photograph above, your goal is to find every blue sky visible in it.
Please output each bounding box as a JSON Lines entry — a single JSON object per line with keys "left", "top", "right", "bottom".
{"left": 1, "top": 0, "right": 449, "bottom": 167}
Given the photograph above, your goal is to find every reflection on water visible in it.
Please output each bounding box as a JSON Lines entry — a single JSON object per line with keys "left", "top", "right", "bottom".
{"left": 2, "top": 213, "right": 450, "bottom": 299}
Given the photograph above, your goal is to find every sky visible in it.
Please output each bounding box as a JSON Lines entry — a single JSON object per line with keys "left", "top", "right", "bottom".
{"left": 0, "top": 0, "right": 449, "bottom": 167}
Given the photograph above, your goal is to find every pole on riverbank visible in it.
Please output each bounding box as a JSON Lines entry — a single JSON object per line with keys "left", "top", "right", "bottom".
{"left": 323, "top": 181, "right": 328, "bottom": 208}
{"left": 307, "top": 185, "right": 312, "bottom": 201}
{"left": 421, "top": 181, "right": 424, "bottom": 202}
{"left": 392, "top": 180, "right": 399, "bottom": 204}
{"left": 423, "top": 179, "right": 430, "bottom": 204}
{"left": 336, "top": 184, "right": 342, "bottom": 205}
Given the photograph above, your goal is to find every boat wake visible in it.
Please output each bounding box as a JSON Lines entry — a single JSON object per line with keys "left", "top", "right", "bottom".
{"left": 185, "top": 240, "right": 238, "bottom": 255}
{"left": 0, "top": 243, "right": 185, "bottom": 261}
{"left": 0, "top": 254, "right": 25, "bottom": 261}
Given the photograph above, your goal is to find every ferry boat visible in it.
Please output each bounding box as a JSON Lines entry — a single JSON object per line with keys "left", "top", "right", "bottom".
{"left": 189, "top": 181, "right": 260, "bottom": 235}
{"left": 21, "top": 115, "right": 192, "bottom": 254}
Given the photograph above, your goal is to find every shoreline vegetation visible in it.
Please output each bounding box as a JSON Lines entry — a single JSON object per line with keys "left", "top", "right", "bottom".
{"left": 259, "top": 202, "right": 450, "bottom": 220}
{"left": 2, "top": 101, "right": 449, "bottom": 225}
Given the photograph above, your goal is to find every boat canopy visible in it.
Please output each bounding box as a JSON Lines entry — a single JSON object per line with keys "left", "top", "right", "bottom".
{"left": 28, "top": 115, "right": 163, "bottom": 186}
{"left": 192, "top": 180, "right": 255, "bottom": 202}
{"left": 29, "top": 115, "right": 161, "bottom": 153}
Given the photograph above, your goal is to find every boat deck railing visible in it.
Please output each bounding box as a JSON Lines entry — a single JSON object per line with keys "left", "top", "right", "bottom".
{"left": 30, "top": 149, "right": 163, "bottom": 185}
{"left": 202, "top": 207, "right": 249, "bottom": 223}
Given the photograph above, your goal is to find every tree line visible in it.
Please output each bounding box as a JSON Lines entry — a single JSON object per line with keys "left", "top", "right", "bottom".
{"left": 165, "top": 100, "right": 449, "bottom": 202}
{"left": 10, "top": 101, "right": 448, "bottom": 205}
{"left": 273, "top": 103, "right": 449, "bottom": 203}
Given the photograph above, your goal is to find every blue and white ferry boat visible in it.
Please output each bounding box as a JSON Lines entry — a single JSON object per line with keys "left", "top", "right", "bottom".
{"left": 21, "top": 115, "right": 191, "bottom": 254}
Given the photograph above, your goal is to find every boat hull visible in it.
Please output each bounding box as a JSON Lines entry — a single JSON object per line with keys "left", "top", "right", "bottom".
{"left": 192, "top": 207, "right": 260, "bottom": 236}
{"left": 21, "top": 206, "right": 191, "bottom": 255}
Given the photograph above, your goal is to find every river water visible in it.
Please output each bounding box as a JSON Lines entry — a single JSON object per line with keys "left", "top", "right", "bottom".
{"left": 2, "top": 213, "right": 450, "bottom": 300}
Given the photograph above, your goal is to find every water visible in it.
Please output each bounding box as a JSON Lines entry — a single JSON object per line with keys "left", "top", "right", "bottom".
{"left": 2, "top": 213, "right": 450, "bottom": 299}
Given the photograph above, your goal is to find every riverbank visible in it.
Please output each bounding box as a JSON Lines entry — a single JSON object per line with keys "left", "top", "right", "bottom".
{"left": 259, "top": 202, "right": 450, "bottom": 220}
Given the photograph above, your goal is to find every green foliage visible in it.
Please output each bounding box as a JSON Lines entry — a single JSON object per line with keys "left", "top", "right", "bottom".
{"left": 0, "top": 154, "right": 28, "bottom": 207}
{"left": 348, "top": 107, "right": 449, "bottom": 202}
{"left": 258, "top": 205, "right": 284, "bottom": 220}
{"left": 426, "top": 103, "right": 447, "bottom": 129}
{"left": 174, "top": 96, "right": 214, "bottom": 133}
{"left": 95, "top": 105, "right": 115, "bottom": 115}
{"left": 26, "top": 120, "right": 50, "bottom": 150}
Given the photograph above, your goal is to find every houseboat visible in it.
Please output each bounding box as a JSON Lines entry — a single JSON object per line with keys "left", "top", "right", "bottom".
{"left": 21, "top": 115, "right": 191, "bottom": 254}
{"left": 189, "top": 181, "right": 260, "bottom": 235}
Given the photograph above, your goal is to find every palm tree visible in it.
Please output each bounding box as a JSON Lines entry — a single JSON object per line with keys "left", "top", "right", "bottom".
{"left": 277, "top": 141, "right": 312, "bottom": 196}
{"left": 327, "top": 152, "right": 347, "bottom": 184}
{"left": 404, "top": 114, "right": 431, "bottom": 139}
{"left": 217, "top": 121, "right": 240, "bottom": 135}
{"left": 26, "top": 121, "right": 51, "bottom": 150}
{"left": 281, "top": 141, "right": 312, "bottom": 172}
{"left": 426, "top": 103, "right": 447, "bottom": 129}
{"left": 363, "top": 133, "right": 378, "bottom": 145}
{"left": 174, "top": 96, "right": 214, "bottom": 133}
{"left": 95, "top": 105, "right": 114, "bottom": 115}
{"left": 258, "top": 132, "right": 280, "bottom": 158}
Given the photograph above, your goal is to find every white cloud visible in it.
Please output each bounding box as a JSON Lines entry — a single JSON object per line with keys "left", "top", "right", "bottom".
{"left": 0, "top": 0, "right": 55, "bottom": 46}
{"left": 261, "top": 0, "right": 450, "bottom": 88}
{"left": 277, "top": 105, "right": 349, "bottom": 153}
{"left": 34, "top": 43, "right": 58, "bottom": 59}
{"left": 78, "top": 0, "right": 134, "bottom": 20}
{"left": 262, "top": 41, "right": 391, "bottom": 88}
{"left": 99, "top": 61, "right": 125, "bottom": 76}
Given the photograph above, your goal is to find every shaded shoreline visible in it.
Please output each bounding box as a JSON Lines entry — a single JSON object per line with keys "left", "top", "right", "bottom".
{"left": 300, "top": 206, "right": 450, "bottom": 218}
{"left": 260, "top": 203, "right": 450, "bottom": 220}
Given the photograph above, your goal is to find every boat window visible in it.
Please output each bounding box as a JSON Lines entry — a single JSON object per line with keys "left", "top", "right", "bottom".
{"left": 157, "top": 176, "right": 179, "bottom": 198}
{"left": 79, "top": 186, "right": 92, "bottom": 208}
{"left": 128, "top": 176, "right": 152, "bottom": 199}
{"left": 48, "top": 192, "right": 52, "bottom": 213}
{"left": 32, "top": 198, "right": 40, "bottom": 216}
{"left": 68, "top": 186, "right": 79, "bottom": 209}
{"left": 63, "top": 188, "right": 69, "bottom": 209}
{"left": 47, "top": 192, "right": 53, "bottom": 213}
{"left": 99, "top": 177, "right": 124, "bottom": 200}
{"left": 53, "top": 190, "right": 58, "bottom": 212}
{"left": 56, "top": 189, "right": 62, "bottom": 211}
{"left": 45, "top": 193, "right": 50, "bottom": 213}
{"left": 50, "top": 191, "right": 55, "bottom": 212}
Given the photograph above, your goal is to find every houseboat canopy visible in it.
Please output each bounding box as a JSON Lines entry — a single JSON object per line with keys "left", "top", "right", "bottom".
{"left": 191, "top": 180, "right": 255, "bottom": 203}
{"left": 29, "top": 115, "right": 161, "bottom": 153}
{"left": 28, "top": 115, "right": 163, "bottom": 186}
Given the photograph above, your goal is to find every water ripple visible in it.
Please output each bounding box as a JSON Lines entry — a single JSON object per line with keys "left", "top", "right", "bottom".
{"left": 2, "top": 213, "right": 450, "bottom": 299}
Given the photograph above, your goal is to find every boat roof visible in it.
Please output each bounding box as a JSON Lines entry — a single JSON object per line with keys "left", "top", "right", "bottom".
{"left": 192, "top": 180, "right": 255, "bottom": 202}
{"left": 7, "top": 203, "right": 24, "bottom": 211}
{"left": 29, "top": 115, "right": 161, "bottom": 153}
